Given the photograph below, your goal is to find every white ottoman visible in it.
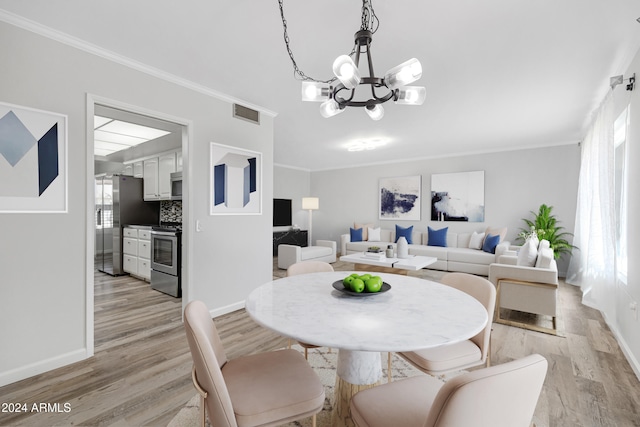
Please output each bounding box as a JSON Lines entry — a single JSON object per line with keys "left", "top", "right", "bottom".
{"left": 277, "top": 240, "right": 337, "bottom": 269}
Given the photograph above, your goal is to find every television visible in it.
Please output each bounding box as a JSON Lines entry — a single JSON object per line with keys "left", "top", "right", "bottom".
{"left": 273, "top": 198, "right": 292, "bottom": 227}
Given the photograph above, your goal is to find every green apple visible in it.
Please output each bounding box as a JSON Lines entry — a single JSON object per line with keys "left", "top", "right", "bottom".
{"left": 359, "top": 274, "right": 372, "bottom": 281}
{"left": 365, "top": 278, "right": 382, "bottom": 293}
{"left": 351, "top": 278, "right": 365, "bottom": 293}
{"left": 343, "top": 276, "right": 355, "bottom": 290}
{"left": 350, "top": 273, "right": 360, "bottom": 278}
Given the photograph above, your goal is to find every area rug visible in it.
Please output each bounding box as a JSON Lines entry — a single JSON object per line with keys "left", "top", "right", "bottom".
{"left": 168, "top": 345, "right": 452, "bottom": 427}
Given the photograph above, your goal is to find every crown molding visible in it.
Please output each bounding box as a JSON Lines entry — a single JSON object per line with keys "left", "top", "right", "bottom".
{"left": 0, "top": 9, "right": 277, "bottom": 118}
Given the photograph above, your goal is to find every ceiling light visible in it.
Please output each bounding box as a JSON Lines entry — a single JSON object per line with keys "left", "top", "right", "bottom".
{"left": 94, "top": 115, "right": 171, "bottom": 156}
{"left": 347, "top": 139, "right": 388, "bottom": 152}
{"left": 278, "top": 0, "right": 426, "bottom": 120}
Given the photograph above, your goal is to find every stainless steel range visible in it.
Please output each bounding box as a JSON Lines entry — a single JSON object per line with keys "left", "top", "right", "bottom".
{"left": 150, "top": 222, "right": 182, "bottom": 297}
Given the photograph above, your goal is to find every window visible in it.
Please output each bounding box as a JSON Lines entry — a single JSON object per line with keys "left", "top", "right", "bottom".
{"left": 613, "top": 106, "right": 629, "bottom": 283}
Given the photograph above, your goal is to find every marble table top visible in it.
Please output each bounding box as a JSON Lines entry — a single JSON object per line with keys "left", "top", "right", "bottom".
{"left": 245, "top": 271, "right": 488, "bottom": 352}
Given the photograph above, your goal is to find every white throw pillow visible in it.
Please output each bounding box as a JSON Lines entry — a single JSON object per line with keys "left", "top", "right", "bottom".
{"left": 535, "top": 247, "right": 554, "bottom": 269}
{"left": 354, "top": 222, "right": 374, "bottom": 240}
{"left": 468, "top": 231, "right": 485, "bottom": 250}
{"left": 367, "top": 227, "right": 381, "bottom": 242}
{"left": 517, "top": 239, "right": 538, "bottom": 267}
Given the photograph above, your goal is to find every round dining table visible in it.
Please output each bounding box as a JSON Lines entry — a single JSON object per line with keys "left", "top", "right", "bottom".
{"left": 245, "top": 271, "right": 488, "bottom": 427}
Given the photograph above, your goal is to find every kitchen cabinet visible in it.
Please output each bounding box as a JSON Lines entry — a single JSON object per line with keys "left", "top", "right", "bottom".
{"left": 143, "top": 152, "right": 177, "bottom": 201}
{"left": 133, "top": 161, "right": 143, "bottom": 178}
{"left": 123, "top": 227, "right": 152, "bottom": 280}
{"left": 158, "top": 153, "right": 177, "bottom": 199}
{"left": 176, "top": 151, "right": 183, "bottom": 172}
{"left": 143, "top": 158, "right": 159, "bottom": 200}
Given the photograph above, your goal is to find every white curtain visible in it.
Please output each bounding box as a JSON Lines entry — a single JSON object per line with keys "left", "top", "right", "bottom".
{"left": 566, "top": 92, "right": 617, "bottom": 315}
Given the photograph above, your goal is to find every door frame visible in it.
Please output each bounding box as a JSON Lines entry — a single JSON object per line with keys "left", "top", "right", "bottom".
{"left": 85, "top": 94, "right": 192, "bottom": 356}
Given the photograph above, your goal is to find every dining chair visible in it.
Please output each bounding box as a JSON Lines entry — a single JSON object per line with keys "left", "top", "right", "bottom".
{"left": 286, "top": 261, "right": 334, "bottom": 359}
{"left": 184, "top": 300, "right": 325, "bottom": 427}
{"left": 391, "top": 272, "right": 496, "bottom": 381}
{"left": 350, "top": 354, "right": 547, "bottom": 427}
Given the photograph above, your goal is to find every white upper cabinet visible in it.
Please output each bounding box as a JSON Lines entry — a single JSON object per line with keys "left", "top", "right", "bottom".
{"left": 143, "top": 157, "right": 159, "bottom": 200}
{"left": 143, "top": 151, "right": 178, "bottom": 201}
{"left": 158, "top": 152, "right": 177, "bottom": 199}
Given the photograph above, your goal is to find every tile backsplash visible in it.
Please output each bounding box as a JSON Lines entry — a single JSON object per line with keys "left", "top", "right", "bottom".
{"left": 160, "top": 200, "right": 182, "bottom": 223}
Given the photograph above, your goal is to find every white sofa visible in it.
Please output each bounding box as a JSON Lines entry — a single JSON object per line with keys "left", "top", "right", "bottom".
{"left": 340, "top": 228, "right": 510, "bottom": 276}
{"left": 277, "top": 240, "right": 337, "bottom": 269}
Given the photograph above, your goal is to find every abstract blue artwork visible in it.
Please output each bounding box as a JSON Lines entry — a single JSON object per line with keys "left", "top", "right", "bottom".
{"left": 431, "top": 171, "right": 485, "bottom": 222}
{"left": 379, "top": 175, "right": 421, "bottom": 220}
{"left": 0, "top": 102, "right": 67, "bottom": 212}
{"left": 210, "top": 143, "right": 261, "bottom": 215}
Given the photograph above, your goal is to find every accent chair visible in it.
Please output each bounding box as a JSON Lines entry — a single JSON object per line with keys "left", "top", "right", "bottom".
{"left": 183, "top": 300, "right": 325, "bottom": 427}
{"left": 393, "top": 272, "right": 496, "bottom": 381}
{"left": 286, "top": 261, "right": 334, "bottom": 358}
{"left": 350, "top": 354, "right": 548, "bottom": 427}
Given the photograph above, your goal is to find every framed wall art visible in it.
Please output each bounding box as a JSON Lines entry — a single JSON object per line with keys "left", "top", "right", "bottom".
{"left": 379, "top": 175, "right": 421, "bottom": 220}
{"left": 210, "top": 142, "right": 262, "bottom": 215}
{"left": 431, "top": 171, "right": 484, "bottom": 222}
{"left": 0, "top": 102, "right": 68, "bottom": 213}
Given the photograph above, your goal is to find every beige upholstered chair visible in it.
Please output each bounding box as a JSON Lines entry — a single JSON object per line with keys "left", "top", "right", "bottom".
{"left": 394, "top": 273, "right": 496, "bottom": 380}
{"left": 489, "top": 240, "right": 560, "bottom": 335}
{"left": 350, "top": 354, "right": 548, "bottom": 427}
{"left": 286, "top": 261, "right": 334, "bottom": 358}
{"left": 184, "top": 300, "right": 325, "bottom": 427}
{"left": 287, "top": 260, "right": 334, "bottom": 276}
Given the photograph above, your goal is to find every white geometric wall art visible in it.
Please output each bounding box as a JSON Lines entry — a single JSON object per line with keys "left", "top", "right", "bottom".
{"left": 431, "top": 171, "right": 485, "bottom": 222}
{"left": 0, "top": 102, "right": 68, "bottom": 213}
{"left": 210, "top": 142, "right": 261, "bottom": 215}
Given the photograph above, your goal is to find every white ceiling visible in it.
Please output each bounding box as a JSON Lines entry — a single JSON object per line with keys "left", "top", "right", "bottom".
{"left": 1, "top": 0, "right": 640, "bottom": 171}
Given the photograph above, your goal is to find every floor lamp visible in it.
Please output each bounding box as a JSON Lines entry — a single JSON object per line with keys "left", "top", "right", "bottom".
{"left": 302, "top": 197, "right": 319, "bottom": 246}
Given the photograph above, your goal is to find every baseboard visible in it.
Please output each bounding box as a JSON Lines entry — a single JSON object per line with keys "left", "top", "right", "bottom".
{"left": 0, "top": 348, "right": 89, "bottom": 388}
{"left": 210, "top": 300, "right": 245, "bottom": 319}
{"left": 599, "top": 310, "right": 640, "bottom": 381}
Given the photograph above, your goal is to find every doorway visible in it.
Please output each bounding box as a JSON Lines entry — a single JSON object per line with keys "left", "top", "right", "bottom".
{"left": 86, "top": 95, "right": 190, "bottom": 356}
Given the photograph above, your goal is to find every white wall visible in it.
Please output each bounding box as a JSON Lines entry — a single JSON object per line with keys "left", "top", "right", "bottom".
{"left": 0, "top": 20, "right": 274, "bottom": 386}
{"left": 610, "top": 48, "right": 640, "bottom": 374}
{"left": 274, "top": 165, "right": 311, "bottom": 230}
{"left": 310, "top": 144, "right": 581, "bottom": 276}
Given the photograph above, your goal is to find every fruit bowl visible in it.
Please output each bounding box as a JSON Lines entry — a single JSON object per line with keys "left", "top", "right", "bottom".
{"left": 332, "top": 280, "right": 391, "bottom": 297}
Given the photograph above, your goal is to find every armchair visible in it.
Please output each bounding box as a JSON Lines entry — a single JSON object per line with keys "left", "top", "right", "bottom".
{"left": 489, "top": 240, "right": 559, "bottom": 335}
{"left": 277, "top": 240, "right": 336, "bottom": 269}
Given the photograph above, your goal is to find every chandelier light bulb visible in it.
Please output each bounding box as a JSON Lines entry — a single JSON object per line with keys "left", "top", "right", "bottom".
{"left": 301, "top": 82, "right": 331, "bottom": 102}
{"left": 384, "top": 58, "right": 423, "bottom": 89}
{"left": 332, "top": 55, "right": 361, "bottom": 89}
{"left": 395, "top": 86, "right": 427, "bottom": 105}
{"left": 365, "top": 104, "right": 384, "bottom": 120}
{"left": 319, "top": 99, "right": 344, "bottom": 118}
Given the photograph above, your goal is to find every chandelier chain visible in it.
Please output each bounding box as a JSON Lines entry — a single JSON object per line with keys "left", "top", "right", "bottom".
{"left": 360, "top": 0, "right": 379, "bottom": 33}
{"left": 278, "top": 0, "right": 363, "bottom": 84}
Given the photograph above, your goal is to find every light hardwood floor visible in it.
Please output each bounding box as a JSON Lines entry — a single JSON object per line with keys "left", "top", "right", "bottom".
{"left": 0, "top": 262, "right": 638, "bottom": 426}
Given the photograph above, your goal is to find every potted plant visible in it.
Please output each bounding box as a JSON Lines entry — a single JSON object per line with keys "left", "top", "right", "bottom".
{"left": 517, "top": 204, "right": 577, "bottom": 259}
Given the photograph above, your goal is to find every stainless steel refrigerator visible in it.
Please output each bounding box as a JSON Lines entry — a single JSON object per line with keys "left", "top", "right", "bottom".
{"left": 95, "top": 175, "right": 160, "bottom": 275}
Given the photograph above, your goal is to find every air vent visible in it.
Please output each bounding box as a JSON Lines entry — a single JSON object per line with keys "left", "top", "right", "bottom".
{"left": 233, "top": 104, "right": 260, "bottom": 124}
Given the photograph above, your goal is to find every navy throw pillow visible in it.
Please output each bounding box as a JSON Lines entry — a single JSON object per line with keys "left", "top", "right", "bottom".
{"left": 395, "top": 225, "right": 413, "bottom": 244}
{"left": 482, "top": 233, "right": 501, "bottom": 254}
{"left": 428, "top": 226, "right": 448, "bottom": 247}
{"left": 350, "top": 227, "right": 363, "bottom": 242}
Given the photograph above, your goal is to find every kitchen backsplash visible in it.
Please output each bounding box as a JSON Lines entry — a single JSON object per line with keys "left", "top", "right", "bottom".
{"left": 160, "top": 200, "right": 182, "bottom": 223}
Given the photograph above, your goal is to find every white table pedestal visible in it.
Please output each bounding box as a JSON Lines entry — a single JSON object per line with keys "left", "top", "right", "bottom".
{"left": 331, "top": 350, "right": 382, "bottom": 427}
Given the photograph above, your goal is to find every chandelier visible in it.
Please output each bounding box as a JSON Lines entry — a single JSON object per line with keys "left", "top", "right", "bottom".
{"left": 278, "top": 0, "right": 426, "bottom": 120}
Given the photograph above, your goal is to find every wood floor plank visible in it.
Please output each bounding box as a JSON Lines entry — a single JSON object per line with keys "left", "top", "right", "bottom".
{"left": 0, "top": 262, "right": 639, "bottom": 426}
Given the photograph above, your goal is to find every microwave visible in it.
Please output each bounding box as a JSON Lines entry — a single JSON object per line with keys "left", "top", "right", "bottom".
{"left": 170, "top": 171, "right": 182, "bottom": 200}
